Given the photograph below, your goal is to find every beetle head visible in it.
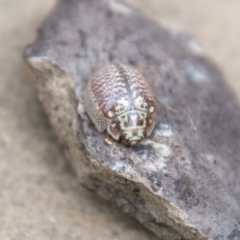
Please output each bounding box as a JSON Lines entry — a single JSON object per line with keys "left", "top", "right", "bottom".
{"left": 107, "top": 110, "right": 155, "bottom": 146}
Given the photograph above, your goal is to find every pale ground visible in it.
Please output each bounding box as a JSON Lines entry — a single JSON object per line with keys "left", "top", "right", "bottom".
{"left": 0, "top": 0, "right": 239, "bottom": 239}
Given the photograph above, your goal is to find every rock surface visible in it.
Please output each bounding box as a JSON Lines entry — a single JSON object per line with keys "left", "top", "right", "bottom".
{"left": 24, "top": 0, "right": 240, "bottom": 240}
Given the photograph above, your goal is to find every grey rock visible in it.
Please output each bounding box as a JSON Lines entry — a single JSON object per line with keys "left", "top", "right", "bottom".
{"left": 24, "top": 0, "right": 240, "bottom": 239}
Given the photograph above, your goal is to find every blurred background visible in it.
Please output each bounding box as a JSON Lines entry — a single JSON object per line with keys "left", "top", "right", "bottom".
{"left": 0, "top": 0, "right": 239, "bottom": 239}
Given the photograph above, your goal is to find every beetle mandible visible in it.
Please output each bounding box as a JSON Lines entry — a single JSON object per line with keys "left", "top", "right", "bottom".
{"left": 84, "top": 63, "right": 156, "bottom": 146}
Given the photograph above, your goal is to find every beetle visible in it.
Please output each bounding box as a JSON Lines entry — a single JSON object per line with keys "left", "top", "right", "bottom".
{"left": 84, "top": 63, "right": 156, "bottom": 146}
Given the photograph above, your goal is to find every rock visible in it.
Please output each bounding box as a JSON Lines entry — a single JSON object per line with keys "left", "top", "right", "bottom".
{"left": 24, "top": 0, "right": 240, "bottom": 239}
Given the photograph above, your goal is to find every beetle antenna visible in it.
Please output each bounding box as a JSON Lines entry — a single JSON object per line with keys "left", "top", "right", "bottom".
{"left": 158, "top": 100, "right": 197, "bottom": 131}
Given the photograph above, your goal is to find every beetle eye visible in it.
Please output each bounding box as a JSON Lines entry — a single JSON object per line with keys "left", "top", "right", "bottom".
{"left": 120, "top": 132, "right": 127, "bottom": 139}
{"left": 137, "top": 118, "right": 144, "bottom": 126}
{"left": 143, "top": 130, "right": 147, "bottom": 137}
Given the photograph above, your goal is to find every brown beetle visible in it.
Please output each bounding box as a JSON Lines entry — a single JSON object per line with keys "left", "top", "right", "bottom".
{"left": 84, "top": 63, "right": 156, "bottom": 146}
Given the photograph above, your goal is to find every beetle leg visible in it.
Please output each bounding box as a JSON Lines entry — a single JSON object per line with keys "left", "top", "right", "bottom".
{"left": 105, "top": 136, "right": 114, "bottom": 145}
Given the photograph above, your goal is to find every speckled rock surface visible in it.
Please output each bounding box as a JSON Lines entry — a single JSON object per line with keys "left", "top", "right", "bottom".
{"left": 24, "top": 0, "right": 240, "bottom": 239}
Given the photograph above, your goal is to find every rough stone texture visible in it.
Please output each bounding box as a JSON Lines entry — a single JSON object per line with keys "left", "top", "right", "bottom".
{"left": 24, "top": 0, "right": 240, "bottom": 240}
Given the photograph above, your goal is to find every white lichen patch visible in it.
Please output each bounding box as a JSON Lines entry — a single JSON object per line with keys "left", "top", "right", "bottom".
{"left": 205, "top": 154, "right": 216, "bottom": 164}
{"left": 112, "top": 161, "right": 130, "bottom": 173}
{"left": 145, "top": 139, "right": 172, "bottom": 157}
{"left": 185, "top": 62, "right": 211, "bottom": 83}
{"left": 157, "top": 124, "right": 173, "bottom": 138}
{"left": 141, "top": 140, "right": 172, "bottom": 173}
{"left": 144, "top": 159, "right": 168, "bottom": 173}
{"left": 155, "top": 143, "right": 172, "bottom": 158}
{"left": 108, "top": 0, "right": 132, "bottom": 15}
{"left": 157, "top": 187, "right": 163, "bottom": 195}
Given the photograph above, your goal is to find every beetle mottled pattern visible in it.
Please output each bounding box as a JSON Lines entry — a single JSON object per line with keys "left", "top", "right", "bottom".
{"left": 84, "top": 63, "right": 156, "bottom": 146}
